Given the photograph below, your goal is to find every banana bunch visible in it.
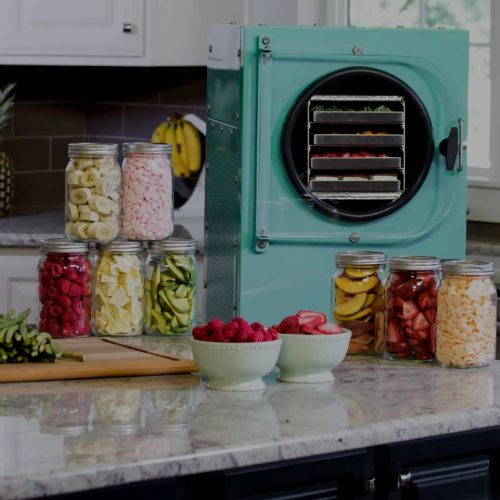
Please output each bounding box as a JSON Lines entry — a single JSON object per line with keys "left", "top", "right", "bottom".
{"left": 151, "top": 115, "right": 202, "bottom": 178}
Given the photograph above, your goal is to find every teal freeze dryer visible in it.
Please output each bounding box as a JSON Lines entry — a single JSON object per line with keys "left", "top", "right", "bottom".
{"left": 204, "top": 24, "right": 468, "bottom": 325}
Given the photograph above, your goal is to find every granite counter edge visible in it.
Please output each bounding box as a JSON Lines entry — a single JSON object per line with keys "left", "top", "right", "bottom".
{"left": 3, "top": 406, "right": 500, "bottom": 499}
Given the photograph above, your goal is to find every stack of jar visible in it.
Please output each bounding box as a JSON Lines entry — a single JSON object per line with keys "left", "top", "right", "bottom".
{"left": 37, "top": 142, "right": 198, "bottom": 339}
{"left": 332, "top": 252, "right": 497, "bottom": 368}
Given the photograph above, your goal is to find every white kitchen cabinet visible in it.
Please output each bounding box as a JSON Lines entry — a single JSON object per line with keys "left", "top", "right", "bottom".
{"left": 0, "top": 0, "right": 345, "bottom": 66}
{"left": 0, "top": 0, "right": 144, "bottom": 58}
{"left": 0, "top": 0, "right": 245, "bottom": 66}
{"left": 0, "top": 248, "right": 38, "bottom": 324}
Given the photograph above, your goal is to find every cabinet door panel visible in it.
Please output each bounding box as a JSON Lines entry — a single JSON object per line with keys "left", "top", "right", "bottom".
{"left": 212, "top": 450, "right": 373, "bottom": 500}
{"left": 0, "top": 253, "right": 38, "bottom": 324}
{"left": 396, "top": 456, "right": 491, "bottom": 500}
{"left": 8, "top": 278, "right": 37, "bottom": 322}
{"left": 0, "top": 0, "right": 144, "bottom": 57}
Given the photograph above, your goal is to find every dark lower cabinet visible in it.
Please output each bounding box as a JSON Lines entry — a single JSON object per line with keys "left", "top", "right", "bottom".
{"left": 49, "top": 426, "right": 500, "bottom": 500}
{"left": 192, "top": 448, "right": 375, "bottom": 500}
{"left": 375, "top": 426, "right": 500, "bottom": 500}
{"left": 390, "top": 455, "right": 491, "bottom": 500}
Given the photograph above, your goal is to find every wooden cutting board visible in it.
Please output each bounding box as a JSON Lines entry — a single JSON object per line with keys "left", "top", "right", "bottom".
{"left": 0, "top": 337, "right": 198, "bottom": 383}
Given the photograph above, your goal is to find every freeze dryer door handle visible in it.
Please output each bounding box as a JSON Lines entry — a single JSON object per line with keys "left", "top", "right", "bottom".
{"left": 457, "top": 118, "right": 465, "bottom": 172}
{"left": 439, "top": 126, "right": 458, "bottom": 171}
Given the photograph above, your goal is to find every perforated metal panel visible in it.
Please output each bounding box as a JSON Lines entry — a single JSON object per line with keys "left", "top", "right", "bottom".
{"left": 204, "top": 121, "right": 240, "bottom": 322}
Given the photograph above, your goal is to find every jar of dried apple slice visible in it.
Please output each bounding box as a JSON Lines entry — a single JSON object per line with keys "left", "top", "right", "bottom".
{"left": 332, "top": 251, "right": 387, "bottom": 355}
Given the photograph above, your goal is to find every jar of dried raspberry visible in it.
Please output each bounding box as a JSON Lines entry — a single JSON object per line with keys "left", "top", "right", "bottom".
{"left": 385, "top": 256, "right": 440, "bottom": 361}
{"left": 121, "top": 143, "right": 173, "bottom": 241}
{"left": 38, "top": 238, "right": 92, "bottom": 338}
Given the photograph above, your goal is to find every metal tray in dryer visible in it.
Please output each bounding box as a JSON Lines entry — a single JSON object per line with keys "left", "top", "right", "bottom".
{"left": 312, "top": 110, "right": 404, "bottom": 124}
{"left": 313, "top": 133, "right": 404, "bottom": 147}
{"left": 310, "top": 156, "right": 401, "bottom": 171}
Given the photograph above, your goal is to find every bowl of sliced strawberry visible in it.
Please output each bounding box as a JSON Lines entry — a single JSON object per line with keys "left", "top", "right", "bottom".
{"left": 273, "top": 310, "right": 351, "bottom": 383}
{"left": 191, "top": 317, "right": 282, "bottom": 391}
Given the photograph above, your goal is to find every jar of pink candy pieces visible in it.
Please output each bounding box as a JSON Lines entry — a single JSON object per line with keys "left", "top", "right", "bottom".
{"left": 121, "top": 143, "right": 173, "bottom": 241}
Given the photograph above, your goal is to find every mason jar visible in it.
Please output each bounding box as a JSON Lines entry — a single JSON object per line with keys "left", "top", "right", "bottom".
{"left": 145, "top": 238, "right": 197, "bottom": 336}
{"left": 333, "top": 251, "right": 386, "bottom": 355}
{"left": 93, "top": 241, "right": 145, "bottom": 336}
{"left": 38, "top": 238, "right": 91, "bottom": 338}
{"left": 65, "top": 143, "right": 121, "bottom": 243}
{"left": 436, "top": 260, "right": 496, "bottom": 368}
{"left": 121, "top": 143, "right": 173, "bottom": 241}
{"left": 385, "top": 256, "right": 440, "bottom": 361}
{"left": 93, "top": 390, "right": 143, "bottom": 435}
{"left": 38, "top": 393, "right": 92, "bottom": 437}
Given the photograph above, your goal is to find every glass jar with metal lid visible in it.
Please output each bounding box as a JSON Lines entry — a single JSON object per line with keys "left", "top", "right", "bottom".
{"left": 145, "top": 238, "right": 197, "bottom": 336}
{"left": 38, "top": 392, "right": 92, "bottom": 438}
{"left": 333, "top": 251, "right": 386, "bottom": 355}
{"left": 436, "top": 260, "right": 496, "bottom": 368}
{"left": 65, "top": 143, "right": 121, "bottom": 243}
{"left": 93, "top": 390, "right": 143, "bottom": 436}
{"left": 93, "top": 240, "right": 145, "bottom": 336}
{"left": 38, "top": 238, "right": 91, "bottom": 338}
{"left": 385, "top": 256, "right": 440, "bottom": 361}
{"left": 121, "top": 142, "right": 173, "bottom": 241}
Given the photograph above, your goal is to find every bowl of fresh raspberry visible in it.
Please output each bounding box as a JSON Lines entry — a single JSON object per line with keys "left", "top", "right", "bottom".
{"left": 191, "top": 317, "right": 282, "bottom": 391}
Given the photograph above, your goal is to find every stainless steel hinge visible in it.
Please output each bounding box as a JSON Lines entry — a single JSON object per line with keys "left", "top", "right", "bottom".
{"left": 259, "top": 35, "right": 272, "bottom": 60}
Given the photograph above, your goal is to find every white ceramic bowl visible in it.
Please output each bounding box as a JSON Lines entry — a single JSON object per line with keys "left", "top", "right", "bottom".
{"left": 276, "top": 331, "right": 351, "bottom": 383}
{"left": 191, "top": 338, "right": 282, "bottom": 391}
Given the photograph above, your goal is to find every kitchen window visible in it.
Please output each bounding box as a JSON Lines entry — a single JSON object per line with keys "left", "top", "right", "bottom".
{"left": 338, "top": 0, "right": 499, "bottom": 221}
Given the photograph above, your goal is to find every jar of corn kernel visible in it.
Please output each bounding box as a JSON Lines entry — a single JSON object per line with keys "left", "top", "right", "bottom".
{"left": 121, "top": 143, "right": 173, "bottom": 241}
{"left": 436, "top": 260, "right": 497, "bottom": 368}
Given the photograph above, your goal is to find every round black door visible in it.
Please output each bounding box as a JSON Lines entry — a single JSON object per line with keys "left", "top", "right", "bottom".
{"left": 282, "top": 67, "right": 434, "bottom": 222}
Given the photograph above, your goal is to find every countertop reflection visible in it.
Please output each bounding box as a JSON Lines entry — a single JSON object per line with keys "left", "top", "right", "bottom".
{"left": 2, "top": 340, "right": 500, "bottom": 499}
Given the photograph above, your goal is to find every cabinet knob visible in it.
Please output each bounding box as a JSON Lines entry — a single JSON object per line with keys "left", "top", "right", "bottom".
{"left": 123, "top": 23, "right": 135, "bottom": 34}
{"left": 397, "top": 471, "right": 413, "bottom": 489}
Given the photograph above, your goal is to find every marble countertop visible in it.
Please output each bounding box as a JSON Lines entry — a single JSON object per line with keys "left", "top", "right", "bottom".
{"left": 2, "top": 337, "right": 500, "bottom": 499}
{"left": 0, "top": 208, "right": 64, "bottom": 246}
{"left": 0, "top": 208, "right": 203, "bottom": 249}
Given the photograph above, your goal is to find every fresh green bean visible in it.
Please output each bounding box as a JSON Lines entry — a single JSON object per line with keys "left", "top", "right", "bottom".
{"left": 0, "top": 309, "right": 84, "bottom": 363}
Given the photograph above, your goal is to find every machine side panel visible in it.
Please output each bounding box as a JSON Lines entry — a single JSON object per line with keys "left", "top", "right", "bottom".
{"left": 204, "top": 118, "right": 240, "bottom": 322}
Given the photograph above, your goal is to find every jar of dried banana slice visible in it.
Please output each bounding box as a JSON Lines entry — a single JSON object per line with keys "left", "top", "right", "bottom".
{"left": 65, "top": 143, "right": 121, "bottom": 243}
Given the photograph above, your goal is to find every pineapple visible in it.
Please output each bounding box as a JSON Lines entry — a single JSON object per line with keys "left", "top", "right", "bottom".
{"left": 0, "top": 83, "right": 15, "bottom": 217}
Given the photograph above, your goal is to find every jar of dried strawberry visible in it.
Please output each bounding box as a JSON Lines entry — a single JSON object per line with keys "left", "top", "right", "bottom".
{"left": 436, "top": 260, "right": 496, "bottom": 368}
{"left": 38, "top": 238, "right": 92, "bottom": 338}
{"left": 385, "top": 256, "right": 440, "bottom": 361}
{"left": 333, "top": 251, "right": 386, "bottom": 355}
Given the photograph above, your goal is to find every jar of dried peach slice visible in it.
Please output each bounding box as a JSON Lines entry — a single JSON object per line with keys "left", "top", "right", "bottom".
{"left": 333, "top": 251, "right": 387, "bottom": 355}
{"left": 436, "top": 260, "right": 496, "bottom": 368}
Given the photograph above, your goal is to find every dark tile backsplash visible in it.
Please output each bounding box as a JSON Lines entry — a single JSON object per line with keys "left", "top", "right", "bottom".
{"left": 1, "top": 138, "right": 50, "bottom": 172}
{"left": 13, "top": 102, "right": 86, "bottom": 136}
{"left": 0, "top": 66, "right": 206, "bottom": 207}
